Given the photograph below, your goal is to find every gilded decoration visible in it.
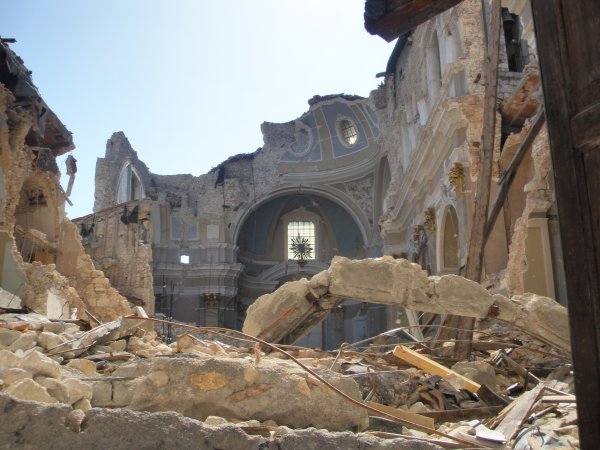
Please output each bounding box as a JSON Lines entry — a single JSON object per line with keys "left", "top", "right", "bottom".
{"left": 448, "top": 162, "right": 466, "bottom": 196}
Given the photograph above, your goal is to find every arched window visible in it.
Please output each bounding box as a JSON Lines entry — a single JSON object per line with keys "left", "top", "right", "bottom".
{"left": 443, "top": 206, "right": 459, "bottom": 269}
{"left": 502, "top": 8, "right": 528, "bottom": 72}
{"left": 427, "top": 31, "right": 443, "bottom": 105}
{"left": 117, "top": 163, "right": 144, "bottom": 204}
{"left": 338, "top": 119, "right": 358, "bottom": 146}
{"left": 287, "top": 221, "right": 316, "bottom": 260}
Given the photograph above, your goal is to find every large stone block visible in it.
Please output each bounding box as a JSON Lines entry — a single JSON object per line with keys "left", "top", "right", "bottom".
{"left": 329, "top": 256, "right": 430, "bottom": 306}
{"left": 0, "top": 328, "right": 21, "bottom": 347}
{"left": 4, "top": 378, "right": 57, "bottom": 403}
{"left": 20, "top": 350, "right": 62, "bottom": 379}
{"left": 0, "top": 394, "right": 438, "bottom": 449}
{"left": 242, "top": 278, "right": 315, "bottom": 343}
{"left": 112, "top": 355, "right": 369, "bottom": 431}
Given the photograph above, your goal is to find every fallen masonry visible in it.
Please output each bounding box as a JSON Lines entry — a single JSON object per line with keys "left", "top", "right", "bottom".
{"left": 0, "top": 266, "right": 578, "bottom": 449}
{"left": 243, "top": 256, "right": 571, "bottom": 356}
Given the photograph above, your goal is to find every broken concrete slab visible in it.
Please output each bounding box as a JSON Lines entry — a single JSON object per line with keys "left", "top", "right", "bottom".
{"left": 107, "top": 354, "right": 369, "bottom": 431}
{"left": 244, "top": 256, "right": 570, "bottom": 354}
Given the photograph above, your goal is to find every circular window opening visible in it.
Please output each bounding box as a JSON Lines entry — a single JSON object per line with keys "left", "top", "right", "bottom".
{"left": 339, "top": 119, "right": 358, "bottom": 146}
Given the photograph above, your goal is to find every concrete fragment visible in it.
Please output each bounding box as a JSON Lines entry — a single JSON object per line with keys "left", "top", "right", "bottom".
{"left": 42, "top": 322, "right": 67, "bottom": 334}
{"left": 73, "top": 397, "right": 92, "bottom": 413}
{"left": 8, "top": 331, "right": 37, "bottom": 352}
{"left": 111, "top": 355, "right": 369, "bottom": 431}
{"left": 499, "top": 293, "right": 570, "bottom": 352}
{"left": 0, "top": 349, "right": 21, "bottom": 369}
{"left": 90, "top": 380, "right": 113, "bottom": 406}
{"left": 111, "top": 380, "right": 137, "bottom": 407}
{"left": 242, "top": 278, "right": 329, "bottom": 344}
{"left": 0, "top": 367, "right": 31, "bottom": 385}
{"left": 204, "top": 415, "right": 229, "bottom": 426}
{"left": 0, "top": 328, "right": 21, "bottom": 347}
{"left": 63, "top": 378, "right": 93, "bottom": 405}
{"left": 0, "top": 288, "right": 22, "bottom": 309}
{"left": 450, "top": 361, "right": 497, "bottom": 391}
{"left": 20, "top": 350, "right": 62, "bottom": 379}
{"left": 108, "top": 339, "right": 127, "bottom": 352}
{"left": 37, "top": 331, "right": 64, "bottom": 350}
{"left": 34, "top": 376, "right": 69, "bottom": 403}
{"left": 4, "top": 378, "right": 57, "bottom": 403}
{"left": 66, "top": 408, "right": 86, "bottom": 432}
{"left": 66, "top": 359, "right": 97, "bottom": 376}
{"left": 36, "top": 331, "right": 66, "bottom": 351}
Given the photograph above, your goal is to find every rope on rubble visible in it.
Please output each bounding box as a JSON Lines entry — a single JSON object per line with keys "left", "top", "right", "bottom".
{"left": 128, "top": 315, "right": 486, "bottom": 448}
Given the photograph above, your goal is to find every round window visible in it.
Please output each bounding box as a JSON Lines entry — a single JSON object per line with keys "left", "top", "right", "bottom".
{"left": 339, "top": 119, "right": 358, "bottom": 146}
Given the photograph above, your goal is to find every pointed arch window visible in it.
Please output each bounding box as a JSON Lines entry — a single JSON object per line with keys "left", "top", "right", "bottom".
{"left": 116, "top": 163, "right": 144, "bottom": 204}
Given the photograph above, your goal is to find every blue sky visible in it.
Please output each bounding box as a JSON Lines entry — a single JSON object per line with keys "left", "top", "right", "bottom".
{"left": 1, "top": 1, "right": 394, "bottom": 218}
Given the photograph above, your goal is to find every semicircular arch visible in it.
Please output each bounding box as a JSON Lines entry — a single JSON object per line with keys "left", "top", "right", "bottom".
{"left": 233, "top": 185, "right": 371, "bottom": 247}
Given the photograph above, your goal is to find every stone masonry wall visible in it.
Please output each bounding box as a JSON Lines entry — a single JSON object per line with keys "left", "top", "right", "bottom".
{"left": 56, "top": 220, "right": 132, "bottom": 322}
{"left": 75, "top": 200, "right": 155, "bottom": 315}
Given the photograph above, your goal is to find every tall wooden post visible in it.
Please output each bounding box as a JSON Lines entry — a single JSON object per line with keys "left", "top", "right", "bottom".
{"left": 454, "top": 0, "right": 501, "bottom": 360}
{"left": 531, "top": 1, "right": 600, "bottom": 448}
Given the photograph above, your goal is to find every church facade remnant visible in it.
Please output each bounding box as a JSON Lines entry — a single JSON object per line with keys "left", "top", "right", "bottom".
{"left": 77, "top": 0, "right": 562, "bottom": 347}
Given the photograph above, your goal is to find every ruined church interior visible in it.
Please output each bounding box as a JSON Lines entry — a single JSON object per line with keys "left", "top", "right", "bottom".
{"left": 0, "top": 0, "right": 598, "bottom": 448}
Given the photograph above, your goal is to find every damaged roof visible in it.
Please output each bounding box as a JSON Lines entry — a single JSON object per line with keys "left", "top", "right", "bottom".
{"left": 0, "top": 40, "right": 74, "bottom": 156}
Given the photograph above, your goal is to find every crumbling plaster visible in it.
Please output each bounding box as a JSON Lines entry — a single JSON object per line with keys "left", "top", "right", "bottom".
{"left": 374, "top": 0, "right": 487, "bottom": 270}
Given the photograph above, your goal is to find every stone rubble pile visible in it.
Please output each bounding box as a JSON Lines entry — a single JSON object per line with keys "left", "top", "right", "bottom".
{"left": 0, "top": 302, "right": 579, "bottom": 449}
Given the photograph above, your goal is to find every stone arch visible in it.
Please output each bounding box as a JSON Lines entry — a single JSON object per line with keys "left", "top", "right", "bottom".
{"left": 236, "top": 192, "right": 366, "bottom": 264}
{"left": 233, "top": 186, "right": 370, "bottom": 249}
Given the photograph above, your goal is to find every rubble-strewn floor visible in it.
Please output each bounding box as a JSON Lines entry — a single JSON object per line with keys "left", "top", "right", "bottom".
{"left": 0, "top": 305, "right": 578, "bottom": 449}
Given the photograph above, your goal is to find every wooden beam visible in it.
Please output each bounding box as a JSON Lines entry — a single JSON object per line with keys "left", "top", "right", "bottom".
{"left": 364, "top": 0, "right": 464, "bottom": 42}
{"left": 454, "top": 0, "right": 501, "bottom": 360}
{"left": 365, "top": 401, "right": 435, "bottom": 429}
{"left": 484, "top": 111, "right": 546, "bottom": 242}
{"left": 393, "top": 345, "right": 481, "bottom": 393}
{"left": 570, "top": 102, "right": 600, "bottom": 151}
{"left": 418, "top": 406, "right": 504, "bottom": 423}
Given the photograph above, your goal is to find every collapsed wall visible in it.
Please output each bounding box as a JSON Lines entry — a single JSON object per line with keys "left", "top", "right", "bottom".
{"left": 0, "top": 41, "right": 132, "bottom": 321}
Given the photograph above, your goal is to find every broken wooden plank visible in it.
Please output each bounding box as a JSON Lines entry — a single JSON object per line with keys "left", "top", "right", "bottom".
{"left": 419, "top": 405, "right": 504, "bottom": 423}
{"left": 393, "top": 345, "right": 481, "bottom": 393}
{"left": 476, "top": 383, "right": 509, "bottom": 407}
{"left": 365, "top": 401, "right": 435, "bottom": 429}
{"left": 498, "top": 350, "right": 541, "bottom": 385}
{"left": 540, "top": 394, "right": 576, "bottom": 404}
{"left": 493, "top": 383, "right": 546, "bottom": 442}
